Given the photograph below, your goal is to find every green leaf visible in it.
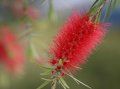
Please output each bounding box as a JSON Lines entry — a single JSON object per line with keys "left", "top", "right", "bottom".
{"left": 59, "top": 80, "right": 67, "bottom": 89}
{"left": 96, "top": 11, "right": 101, "bottom": 22}
{"left": 112, "top": 0, "right": 117, "bottom": 9}
{"left": 89, "top": 0, "right": 104, "bottom": 14}
{"left": 51, "top": 79, "right": 57, "bottom": 89}
{"left": 30, "top": 43, "right": 39, "bottom": 59}
{"left": 66, "top": 74, "right": 91, "bottom": 89}
{"left": 39, "top": 65, "right": 53, "bottom": 70}
{"left": 37, "top": 81, "right": 50, "bottom": 89}
{"left": 103, "top": 0, "right": 113, "bottom": 21}
{"left": 90, "top": 0, "right": 99, "bottom": 10}
{"left": 26, "top": 42, "right": 35, "bottom": 62}
{"left": 41, "top": 78, "right": 52, "bottom": 81}
{"left": 40, "top": 70, "right": 51, "bottom": 76}
{"left": 59, "top": 78, "right": 70, "bottom": 89}
{"left": 48, "top": 0, "right": 57, "bottom": 22}
{"left": 48, "top": 0, "right": 54, "bottom": 19}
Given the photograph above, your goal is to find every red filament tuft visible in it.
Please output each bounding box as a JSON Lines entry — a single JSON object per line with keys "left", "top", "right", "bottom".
{"left": 49, "top": 13, "right": 107, "bottom": 73}
{"left": 0, "top": 26, "right": 25, "bottom": 75}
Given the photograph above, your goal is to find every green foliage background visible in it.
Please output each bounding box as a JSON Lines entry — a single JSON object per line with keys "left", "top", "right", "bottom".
{"left": 10, "top": 29, "right": 120, "bottom": 89}
{"left": 0, "top": 0, "right": 120, "bottom": 89}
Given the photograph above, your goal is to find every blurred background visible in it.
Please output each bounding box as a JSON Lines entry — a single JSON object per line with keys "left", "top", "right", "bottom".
{"left": 0, "top": 0, "right": 120, "bottom": 89}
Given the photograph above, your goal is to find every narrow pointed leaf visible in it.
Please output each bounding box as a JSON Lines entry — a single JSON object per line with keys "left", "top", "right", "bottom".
{"left": 103, "top": 0, "right": 112, "bottom": 21}
{"left": 51, "top": 80, "right": 57, "bottom": 89}
{"left": 90, "top": 0, "right": 99, "bottom": 9}
{"left": 59, "top": 80, "right": 67, "bottom": 89}
{"left": 30, "top": 43, "right": 39, "bottom": 59}
{"left": 67, "top": 74, "right": 91, "bottom": 89}
{"left": 41, "top": 78, "right": 52, "bottom": 81}
{"left": 89, "top": 0, "right": 104, "bottom": 13}
{"left": 40, "top": 70, "right": 51, "bottom": 76}
{"left": 48, "top": 0, "right": 57, "bottom": 22}
{"left": 39, "top": 65, "right": 53, "bottom": 70}
{"left": 59, "top": 78, "right": 70, "bottom": 89}
{"left": 37, "top": 81, "right": 50, "bottom": 89}
{"left": 112, "top": 0, "right": 117, "bottom": 9}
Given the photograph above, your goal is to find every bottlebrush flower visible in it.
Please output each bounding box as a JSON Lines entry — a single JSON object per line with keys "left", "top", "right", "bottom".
{"left": 49, "top": 13, "right": 107, "bottom": 75}
{"left": 25, "top": 6, "right": 40, "bottom": 20}
{"left": 0, "top": 26, "right": 24, "bottom": 75}
{"left": 11, "top": 0, "right": 25, "bottom": 18}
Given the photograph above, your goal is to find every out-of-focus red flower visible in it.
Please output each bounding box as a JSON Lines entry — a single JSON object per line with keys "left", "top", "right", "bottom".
{"left": 26, "top": 6, "right": 40, "bottom": 20}
{"left": 0, "top": 26, "right": 24, "bottom": 75}
{"left": 11, "top": 0, "right": 25, "bottom": 18}
{"left": 50, "top": 13, "right": 107, "bottom": 74}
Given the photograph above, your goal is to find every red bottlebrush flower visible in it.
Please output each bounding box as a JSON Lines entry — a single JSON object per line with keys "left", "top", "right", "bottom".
{"left": 49, "top": 13, "right": 107, "bottom": 73}
{"left": 0, "top": 26, "right": 24, "bottom": 75}
{"left": 26, "top": 6, "right": 40, "bottom": 20}
{"left": 11, "top": 0, "right": 25, "bottom": 18}
{"left": 50, "top": 59, "right": 58, "bottom": 65}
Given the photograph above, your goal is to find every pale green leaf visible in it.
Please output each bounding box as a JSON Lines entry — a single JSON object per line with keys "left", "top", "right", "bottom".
{"left": 67, "top": 74, "right": 91, "bottom": 89}
{"left": 59, "top": 78, "right": 69, "bottom": 89}
{"left": 112, "top": 0, "right": 117, "bottom": 9}
{"left": 51, "top": 79, "right": 57, "bottom": 89}
{"left": 30, "top": 43, "right": 39, "bottom": 59}
{"left": 39, "top": 65, "right": 53, "bottom": 70}
{"left": 89, "top": 0, "right": 104, "bottom": 14}
{"left": 40, "top": 70, "right": 51, "bottom": 76}
{"left": 90, "top": 0, "right": 99, "bottom": 10}
{"left": 37, "top": 81, "right": 50, "bottom": 89}
{"left": 41, "top": 78, "right": 52, "bottom": 81}
{"left": 103, "top": 0, "right": 113, "bottom": 21}
{"left": 59, "top": 80, "right": 67, "bottom": 89}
